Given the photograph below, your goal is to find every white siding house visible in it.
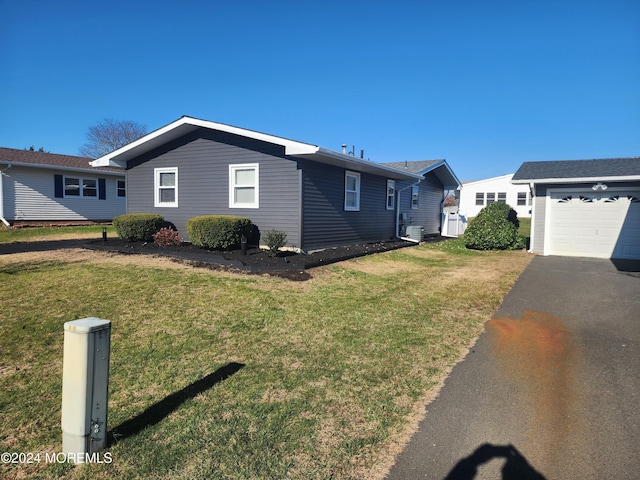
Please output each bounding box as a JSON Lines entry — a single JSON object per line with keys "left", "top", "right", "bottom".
{"left": 0, "top": 147, "right": 125, "bottom": 225}
{"left": 459, "top": 174, "right": 531, "bottom": 219}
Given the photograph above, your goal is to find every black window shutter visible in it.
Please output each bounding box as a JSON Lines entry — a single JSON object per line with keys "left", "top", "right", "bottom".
{"left": 98, "top": 178, "right": 106, "bottom": 200}
{"left": 54, "top": 174, "right": 64, "bottom": 198}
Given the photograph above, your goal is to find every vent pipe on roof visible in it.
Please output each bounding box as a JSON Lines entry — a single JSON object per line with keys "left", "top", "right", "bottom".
{"left": 360, "top": 150, "right": 364, "bottom": 159}
{"left": 342, "top": 144, "right": 347, "bottom": 154}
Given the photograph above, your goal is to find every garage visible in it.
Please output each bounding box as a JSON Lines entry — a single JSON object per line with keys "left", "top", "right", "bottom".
{"left": 547, "top": 189, "right": 640, "bottom": 259}
{"left": 512, "top": 157, "right": 640, "bottom": 260}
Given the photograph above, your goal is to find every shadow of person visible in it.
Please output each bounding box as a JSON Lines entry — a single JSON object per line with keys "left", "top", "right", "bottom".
{"left": 444, "top": 443, "right": 545, "bottom": 480}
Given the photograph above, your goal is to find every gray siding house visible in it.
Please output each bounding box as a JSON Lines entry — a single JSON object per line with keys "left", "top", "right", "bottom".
{"left": 512, "top": 157, "right": 640, "bottom": 260}
{"left": 92, "top": 117, "right": 460, "bottom": 251}
{"left": 0, "top": 147, "right": 126, "bottom": 226}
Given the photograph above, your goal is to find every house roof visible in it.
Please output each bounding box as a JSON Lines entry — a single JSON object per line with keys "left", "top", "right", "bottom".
{"left": 512, "top": 157, "right": 640, "bottom": 184}
{"left": 460, "top": 173, "right": 514, "bottom": 186}
{"left": 381, "top": 160, "right": 461, "bottom": 189}
{"left": 91, "top": 116, "right": 423, "bottom": 181}
{"left": 0, "top": 147, "right": 124, "bottom": 175}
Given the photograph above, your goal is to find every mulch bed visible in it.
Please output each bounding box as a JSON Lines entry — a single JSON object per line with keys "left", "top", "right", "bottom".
{"left": 85, "top": 238, "right": 445, "bottom": 281}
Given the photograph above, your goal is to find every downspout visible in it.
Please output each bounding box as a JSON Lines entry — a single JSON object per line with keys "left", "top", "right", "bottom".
{"left": 396, "top": 178, "right": 422, "bottom": 243}
{"left": 0, "top": 164, "right": 11, "bottom": 227}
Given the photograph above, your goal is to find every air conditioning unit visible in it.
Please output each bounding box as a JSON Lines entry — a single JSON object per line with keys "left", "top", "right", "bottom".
{"left": 406, "top": 225, "right": 424, "bottom": 242}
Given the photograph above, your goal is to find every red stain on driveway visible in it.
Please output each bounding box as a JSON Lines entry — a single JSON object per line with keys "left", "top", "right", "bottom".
{"left": 486, "top": 311, "right": 585, "bottom": 470}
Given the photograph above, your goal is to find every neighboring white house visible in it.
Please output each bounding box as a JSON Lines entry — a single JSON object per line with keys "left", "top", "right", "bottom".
{"left": 0, "top": 147, "right": 125, "bottom": 226}
{"left": 459, "top": 174, "right": 531, "bottom": 219}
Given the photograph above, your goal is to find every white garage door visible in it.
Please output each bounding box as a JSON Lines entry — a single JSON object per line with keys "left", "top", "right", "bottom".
{"left": 547, "top": 189, "right": 640, "bottom": 259}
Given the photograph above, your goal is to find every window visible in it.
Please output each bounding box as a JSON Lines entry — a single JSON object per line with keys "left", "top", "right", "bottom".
{"left": 230, "top": 164, "right": 259, "bottom": 208}
{"left": 386, "top": 180, "right": 395, "bottom": 210}
{"left": 65, "top": 177, "right": 80, "bottom": 196}
{"left": 411, "top": 185, "right": 419, "bottom": 209}
{"left": 475, "top": 192, "right": 484, "bottom": 206}
{"left": 154, "top": 167, "right": 178, "bottom": 207}
{"left": 517, "top": 192, "right": 527, "bottom": 206}
{"left": 63, "top": 176, "right": 97, "bottom": 198}
{"left": 117, "top": 179, "right": 126, "bottom": 197}
{"left": 486, "top": 192, "right": 496, "bottom": 204}
{"left": 497, "top": 192, "right": 506, "bottom": 203}
{"left": 83, "top": 179, "right": 97, "bottom": 197}
{"left": 344, "top": 171, "right": 360, "bottom": 211}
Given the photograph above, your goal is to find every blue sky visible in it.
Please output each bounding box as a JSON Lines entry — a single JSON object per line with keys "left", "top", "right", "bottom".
{"left": 1, "top": 0, "right": 638, "bottom": 180}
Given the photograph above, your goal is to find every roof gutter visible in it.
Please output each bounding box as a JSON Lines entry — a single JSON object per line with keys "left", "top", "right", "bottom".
{"left": 396, "top": 179, "right": 423, "bottom": 243}
{"left": 0, "top": 163, "right": 12, "bottom": 226}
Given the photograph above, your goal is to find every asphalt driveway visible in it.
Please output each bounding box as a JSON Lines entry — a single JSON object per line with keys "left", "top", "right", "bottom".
{"left": 387, "top": 256, "right": 640, "bottom": 479}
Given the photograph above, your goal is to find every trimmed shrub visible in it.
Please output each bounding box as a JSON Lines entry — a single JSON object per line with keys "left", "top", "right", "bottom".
{"left": 113, "top": 213, "right": 165, "bottom": 242}
{"left": 264, "top": 229, "right": 288, "bottom": 256}
{"left": 187, "top": 215, "right": 253, "bottom": 250}
{"left": 464, "top": 202, "right": 522, "bottom": 250}
{"left": 153, "top": 227, "right": 182, "bottom": 247}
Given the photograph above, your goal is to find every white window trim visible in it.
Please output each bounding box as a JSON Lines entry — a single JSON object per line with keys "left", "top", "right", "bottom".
{"left": 344, "top": 171, "right": 361, "bottom": 211}
{"left": 517, "top": 191, "right": 527, "bottom": 206}
{"left": 64, "top": 175, "right": 98, "bottom": 199}
{"left": 411, "top": 185, "right": 419, "bottom": 209}
{"left": 386, "top": 179, "right": 395, "bottom": 210}
{"left": 154, "top": 167, "right": 178, "bottom": 208}
{"left": 117, "top": 179, "right": 126, "bottom": 198}
{"left": 229, "top": 163, "right": 259, "bottom": 209}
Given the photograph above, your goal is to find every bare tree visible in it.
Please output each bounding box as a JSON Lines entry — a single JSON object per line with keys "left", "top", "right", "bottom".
{"left": 79, "top": 118, "right": 147, "bottom": 158}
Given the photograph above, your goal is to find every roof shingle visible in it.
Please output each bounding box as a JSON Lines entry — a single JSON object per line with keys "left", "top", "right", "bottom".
{"left": 0, "top": 147, "right": 123, "bottom": 173}
{"left": 512, "top": 157, "right": 640, "bottom": 181}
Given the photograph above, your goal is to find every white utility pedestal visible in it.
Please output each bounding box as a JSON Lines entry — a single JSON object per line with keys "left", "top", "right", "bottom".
{"left": 61, "top": 317, "right": 111, "bottom": 462}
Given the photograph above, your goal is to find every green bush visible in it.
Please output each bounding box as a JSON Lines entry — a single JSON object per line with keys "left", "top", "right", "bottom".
{"left": 186, "top": 215, "right": 253, "bottom": 250}
{"left": 464, "top": 202, "right": 522, "bottom": 250}
{"left": 113, "top": 213, "right": 165, "bottom": 242}
{"left": 264, "top": 229, "right": 288, "bottom": 256}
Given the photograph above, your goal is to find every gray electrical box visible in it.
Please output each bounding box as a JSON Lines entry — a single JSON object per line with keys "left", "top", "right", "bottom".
{"left": 61, "top": 318, "right": 111, "bottom": 462}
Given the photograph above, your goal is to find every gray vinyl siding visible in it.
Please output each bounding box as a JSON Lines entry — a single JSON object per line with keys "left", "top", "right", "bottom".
{"left": 531, "top": 184, "right": 547, "bottom": 254}
{"left": 397, "top": 172, "right": 444, "bottom": 235}
{"left": 4, "top": 165, "right": 124, "bottom": 221}
{"left": 126, "top": 129, "right": 302, "bottom": 246}
{"left": 300, "top": 160, "right": 397, "bottom": 250}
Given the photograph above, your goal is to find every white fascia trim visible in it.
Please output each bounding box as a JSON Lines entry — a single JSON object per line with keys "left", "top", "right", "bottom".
{"left": 463, "top": 173, "right": 514, "bottom": 186}
{"left": 512, "top": 175, "right": 640, "bottom": 185}
{"left": 420, "top": 159, "right": 463, "bottom": 189}
{"left": 91, "top": 116, "right": 319, "bottom": 167}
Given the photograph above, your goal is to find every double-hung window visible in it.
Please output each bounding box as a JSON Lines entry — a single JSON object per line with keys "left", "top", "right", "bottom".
{"left": 344, "top": 171, "right": 360, "bottom": 211}
{"left": 386, "top": 180, "right": 395, "bottom": 210}
{"left": 229, "top": 164, "right": 259, "bottom": 208}
{"left": 155, "top": 167, "right": 178, "bottom": 207}
{"left": 497, "top": 192, "right": 506, "bottom": 203}
{"left": 64, "top": 176, "right": 97, "bottom": 198}
{"left": 117, "top": 179, "right": 126, "bottom": 197}
{"left": 475, "top": 192, "right": 484, "bottom": 206}
{"left": 411, "top": 185, "right": 419, "bottom": 209}
{"left": 517, "top": 192, "right": 527, "bottom": 206}
{"left": 486, "top": 192, "right": 496, "bottom": 204}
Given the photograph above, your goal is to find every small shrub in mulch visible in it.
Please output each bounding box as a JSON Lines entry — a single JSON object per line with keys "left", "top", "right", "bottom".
{"left": 186, "top": 215, "right": 253, "bottom": 250}
{"left": 113, "top": 213, "right": 165, "bottom": 242}
{"left": 153, "top": 227, "right": 182, "bottom": 247}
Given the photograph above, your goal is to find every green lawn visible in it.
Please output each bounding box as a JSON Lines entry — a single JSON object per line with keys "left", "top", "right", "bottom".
{"left": 0, "top": 230, "right": 531, "bottom": 479}
{"left": 0, "top": 225, "right": 116, "bottom": 244}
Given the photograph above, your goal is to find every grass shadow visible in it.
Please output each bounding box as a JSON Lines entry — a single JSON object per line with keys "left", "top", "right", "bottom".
{"left": 109, "top": 362, "right": 245, "bottom": 445}
{"left": 444, "top": 443, "right": 545, "bottom": 480}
